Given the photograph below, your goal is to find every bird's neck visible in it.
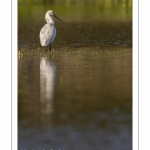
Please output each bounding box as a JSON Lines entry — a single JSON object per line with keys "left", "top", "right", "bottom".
{"left": 45, "top": 15, "right": 54, "bottom": 25}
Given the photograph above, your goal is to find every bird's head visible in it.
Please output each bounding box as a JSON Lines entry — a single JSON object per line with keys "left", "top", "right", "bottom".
{"left": 45, "top": 10, "right": 65, "bottom": 24}
{"left": 47, "top": 10, "right": 54, "bottom": 16}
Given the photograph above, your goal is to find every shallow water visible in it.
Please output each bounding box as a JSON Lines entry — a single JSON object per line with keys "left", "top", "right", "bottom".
{"left": 18, "top": 1, "right": 132, "bottom": 150}
{"left": 19, "top": 21, "right": 132, "bottom": 49}
{"left": 18, "top": 47, "right": 132, "bottom": 150}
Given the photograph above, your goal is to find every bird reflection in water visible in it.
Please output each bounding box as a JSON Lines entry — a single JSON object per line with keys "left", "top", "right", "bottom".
{"left": 40, "top": 57, "right": 56, "bottom": 115}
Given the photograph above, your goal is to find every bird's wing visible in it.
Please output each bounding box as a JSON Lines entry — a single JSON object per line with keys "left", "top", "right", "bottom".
{"left": 39, "top": 23, "right": 56, "bottom": 46}
{"left": 51, "top": 27, "right": 56, "bottom": 43}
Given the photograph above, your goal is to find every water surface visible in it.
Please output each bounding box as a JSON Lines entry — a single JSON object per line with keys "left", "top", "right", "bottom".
{"left": 18, "top": 47, "right": 132, "bottom": 150}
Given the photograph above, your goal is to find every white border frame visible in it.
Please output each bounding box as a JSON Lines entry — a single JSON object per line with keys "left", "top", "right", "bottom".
{"left": 133, "top": 0, "right": 139, "bottom": 149}
{"left": 12, "top": 0, "right": 18, "bottom": 149}
{"left": 0, "top": 0, "right": 13, "bottom": 149}
{"left": 139, "top": 0, "right": 150, "bottom": 150}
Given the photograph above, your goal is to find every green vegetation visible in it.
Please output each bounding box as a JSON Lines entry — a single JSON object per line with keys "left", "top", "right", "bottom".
{"left": 18, "top": 0, "right": 132, "bottom": 22}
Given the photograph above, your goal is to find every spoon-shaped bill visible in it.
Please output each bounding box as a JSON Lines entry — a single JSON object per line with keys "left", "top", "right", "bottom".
{"left": 53, "top": 13, "right": 65, "bottom": 24}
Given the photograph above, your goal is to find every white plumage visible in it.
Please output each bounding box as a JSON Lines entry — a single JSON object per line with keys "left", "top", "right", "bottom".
{"left": 40, "top": 23, "right": 56, "bottom": 46}
{"left": 39, "top": 10, "right": 64, "bottom": 51}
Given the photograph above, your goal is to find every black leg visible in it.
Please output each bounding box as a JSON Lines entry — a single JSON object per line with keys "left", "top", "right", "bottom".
{"left": 45, "top": 47, "right": 47, "bottom": 52}
{"left": 49, "top": 44, "right": 51, "bottom": 51}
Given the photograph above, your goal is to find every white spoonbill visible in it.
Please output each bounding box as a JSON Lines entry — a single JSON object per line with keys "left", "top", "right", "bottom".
{"left": 39, "top": 10, "right": 64, "bottom": 52}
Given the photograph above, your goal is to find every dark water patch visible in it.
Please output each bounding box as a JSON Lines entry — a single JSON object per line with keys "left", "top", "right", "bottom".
{"left": 18, "top": 21, "right": 132, "bottom": 49}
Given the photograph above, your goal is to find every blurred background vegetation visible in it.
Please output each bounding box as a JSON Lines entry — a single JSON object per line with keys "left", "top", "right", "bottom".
{"left": 18, "top": 0, "right": 132, "bottom": 22}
